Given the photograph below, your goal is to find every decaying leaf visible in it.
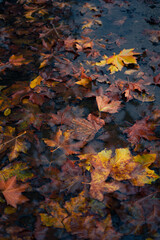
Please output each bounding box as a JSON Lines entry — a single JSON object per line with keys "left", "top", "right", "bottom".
{"left": 124, "top": 117, "right": 157, "bottom": 145}
{"left": 0, "top": 176, "right": 29, "bottom": 208}
{"left": 79, "top": 148, "right": 159, "bottom": 201}
{"left": 71, "top": 114, "right": 105, "bottom": 141}
{"left": 96, "top": 95, "right": 121, "bottom": 113}
{"left": 0, "top": 162, "right": 33, "bottom": 182}
{"left": 40, "top": 201, "right": 68, "bottom": 228}
{"left": 43, "top": 129, "right": 86, "bottom": 155}
{"left": 8, "top": 139, "right": 28, "bottom": 161}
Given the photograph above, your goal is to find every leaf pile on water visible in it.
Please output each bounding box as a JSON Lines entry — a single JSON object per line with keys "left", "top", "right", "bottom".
{"left": 0, "top": 0, "right": 160, "bottom": 239}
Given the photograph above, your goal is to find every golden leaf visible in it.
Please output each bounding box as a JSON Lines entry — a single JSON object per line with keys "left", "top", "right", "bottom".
{"left": 30, "top": 75, "right": 43, "bottom": 89}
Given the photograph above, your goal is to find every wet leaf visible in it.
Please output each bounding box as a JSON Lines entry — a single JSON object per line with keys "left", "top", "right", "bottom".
{"left": 96, "top": 95, "right": 121, "bottom": 113}
{"left": 30, "top": 75, "right": 43, "bottom": 89}
{"left": 124, "top": 117, "right": 157, "bottom": 145}
{"left": 107, "top": 48, "right": 140, "bottom": 73}
{"left": 0, "top": 176, "right": 29, "bottom": 208}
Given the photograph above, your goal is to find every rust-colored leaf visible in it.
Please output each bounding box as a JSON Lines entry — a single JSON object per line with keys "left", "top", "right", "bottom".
{"left": 0, "top": 176, "right": 29, "bottom": 208}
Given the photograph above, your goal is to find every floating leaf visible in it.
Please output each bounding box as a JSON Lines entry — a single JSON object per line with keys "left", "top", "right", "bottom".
{"left": 0, "top": 176, "right": 29, "bottom": 208}
{"left": 30, "top": 75, "right": 43, "bottom": 89}
{"left": 96, "top": 95, "right": 121, "bottom": 113}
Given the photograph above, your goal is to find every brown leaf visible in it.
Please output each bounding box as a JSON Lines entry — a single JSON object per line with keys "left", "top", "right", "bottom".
{"left": 43, "top": 129, "right": 86, "bottom": 155}
{"left": 124, "top": 117, "right": 157, "bottom": 145}
{"left": 71, "top": 114, "right": 105, "bottom": 141}
{"left": 0, "top": 176, "right": 29, "bottom": 208}
{"left": 154, "top": 73, "right": 160, "bottom": 85}
{"left": 96, "top": 95, "right": 121, "bottom": 113}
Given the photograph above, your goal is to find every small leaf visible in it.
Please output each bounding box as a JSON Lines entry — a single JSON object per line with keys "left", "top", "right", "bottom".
{"left": 96, "top": 95, "right": 121, "bottom": 113}
{"left": 4, "top": 108, "right": 11, "bottom": 116}
{"left": 30, "top": 75, "right": 43, "bottom": 89}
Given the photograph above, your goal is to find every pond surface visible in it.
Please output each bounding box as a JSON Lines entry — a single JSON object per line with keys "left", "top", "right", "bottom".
{"left": 0, "top": 0, "right": 160, "bottom": 239}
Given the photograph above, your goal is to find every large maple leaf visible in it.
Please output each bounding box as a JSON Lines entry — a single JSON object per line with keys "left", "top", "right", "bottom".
{"left": 79, "top": 148, "right": 159, "bottom": 201}
{"left": 43, "top": 129, "right": 85, "bottom": 155}
{"left": 107, "top": 48, "right": 140, "bottom": 73}
{"left": 96, "top": 95, "right": 121, "bottom": 113}
{"left": 0, "top": 176, "right": 29, "bottom": 208}
{"left": 71, "top": 114, "right": 105, "bottom": 141}
{"left": 124, "top": 117, "right": 157, "bottom": 145}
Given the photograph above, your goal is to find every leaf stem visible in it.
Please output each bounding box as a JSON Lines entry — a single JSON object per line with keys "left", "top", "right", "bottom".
{"left": 0, "top": 131, "right": 27, "bottom": 149}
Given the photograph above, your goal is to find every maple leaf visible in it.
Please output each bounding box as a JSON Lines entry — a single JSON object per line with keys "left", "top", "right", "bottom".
{"left": 79, "top": 148, "right": 159, "bottom": 201}
{"left": 59, "top": 160, "right": 83, "bottom": 193}
{"left": 0, "top": 162, "right": 33, "bottom": 182}
{"left": 0, "top": 176, "right": 29, "bottom": 208}
{"left": 43, "top": 129, "right": 85, "bottom": 155}
{"left": 124, "top": 117, "right": 157, "bottom": 145}
{"left": 8, "top": 139, "right": 28, "bottom": 161}
{"left": 40, "top": 201, "right": 68, "bottom": 228}
{"left": 71, "top": 114, "right": 105, "bottom": 141}
{"left": 106, "top": 48, "right": 140, "bottom": 73}
{"left": 96, "top": 95, "right": 121, "bottom": 113}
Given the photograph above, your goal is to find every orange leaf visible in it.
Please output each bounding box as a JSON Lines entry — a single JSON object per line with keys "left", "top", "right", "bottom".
{"left": 0, "top": 176, "right": 29, "bottom": 208}
{"left": 9, "top": 55, "right": 30, "bottom": 66}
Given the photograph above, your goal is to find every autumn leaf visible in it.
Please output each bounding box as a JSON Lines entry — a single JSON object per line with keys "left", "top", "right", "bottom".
{"left": 59, "top": 160, "right": 83, "bottom": 193}
{"left": 71, "top": 114, "right": 105, "bottom": 141}
{"left": 30, "top": 75, "right": 43, "bottom": 89}
{"left": 0, "top": 162, "right": 33, "bottom": 182}
{"left": 75, "top": 67, "right": 92, "bottom": 87}
{"left": 9, "top": 55, "right": 30, "bottom": 66}
{"left": 79, "top": 148, "right": 159, "bottom": 201}
{"left": 82, "top": 20, "right": 94, "bottom": 29}
{"left": 124, "top": 117, "right": 157, "bottom": 145}
{"left": 154, "top": 73, "right": 160, "bottom": 85}
{"left": 106, "top": 48, "right": 140, "bottom": 73}
{"left": 43, "top": 129, "right": 86, "bottom": 155}
{"left": 8, "top": 139, "right": 28, "bottom": 161}
{"left": 40, "top": 201, "right": 68, "bottom": 228}
{"left": 96, "top": 95, "right": 121, "bottom": 113}
{"left": 0, "top": 176, "right": 29, "bottom": 208}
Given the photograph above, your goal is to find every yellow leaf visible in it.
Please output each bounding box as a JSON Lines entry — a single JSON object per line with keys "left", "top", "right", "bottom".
{"left": 106, "top": 48, "right": 140, "bottom": 73}
{"left": 4, "top": 206, "right": 16, "bottom": 214}
{"left": 75, "top": 77, "right": 91, "bottom": 87}
{"left": 30, "top": 75, "right": 43, "bottom": 89}
{"left": 4, "top": 108, "right": 11, "bottom": 116}
{"left": 40, "top": 201, "right": 68, "bottom": 228}
{"left": 8, "top": 139, "right": 28, "bottom": 161}
{"left": 82, "top": 20, "right": 94, "bottom": 29}
{"left": 39, "top": 59, "right": 48, "bottom": 69}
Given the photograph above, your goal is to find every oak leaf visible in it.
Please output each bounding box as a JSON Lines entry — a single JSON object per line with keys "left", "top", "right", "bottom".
{"left": 0, "top": 176, "right": 29, "bottom": 208}
{"left": 96, "top": 95, "right": 121, "bottom": 113}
